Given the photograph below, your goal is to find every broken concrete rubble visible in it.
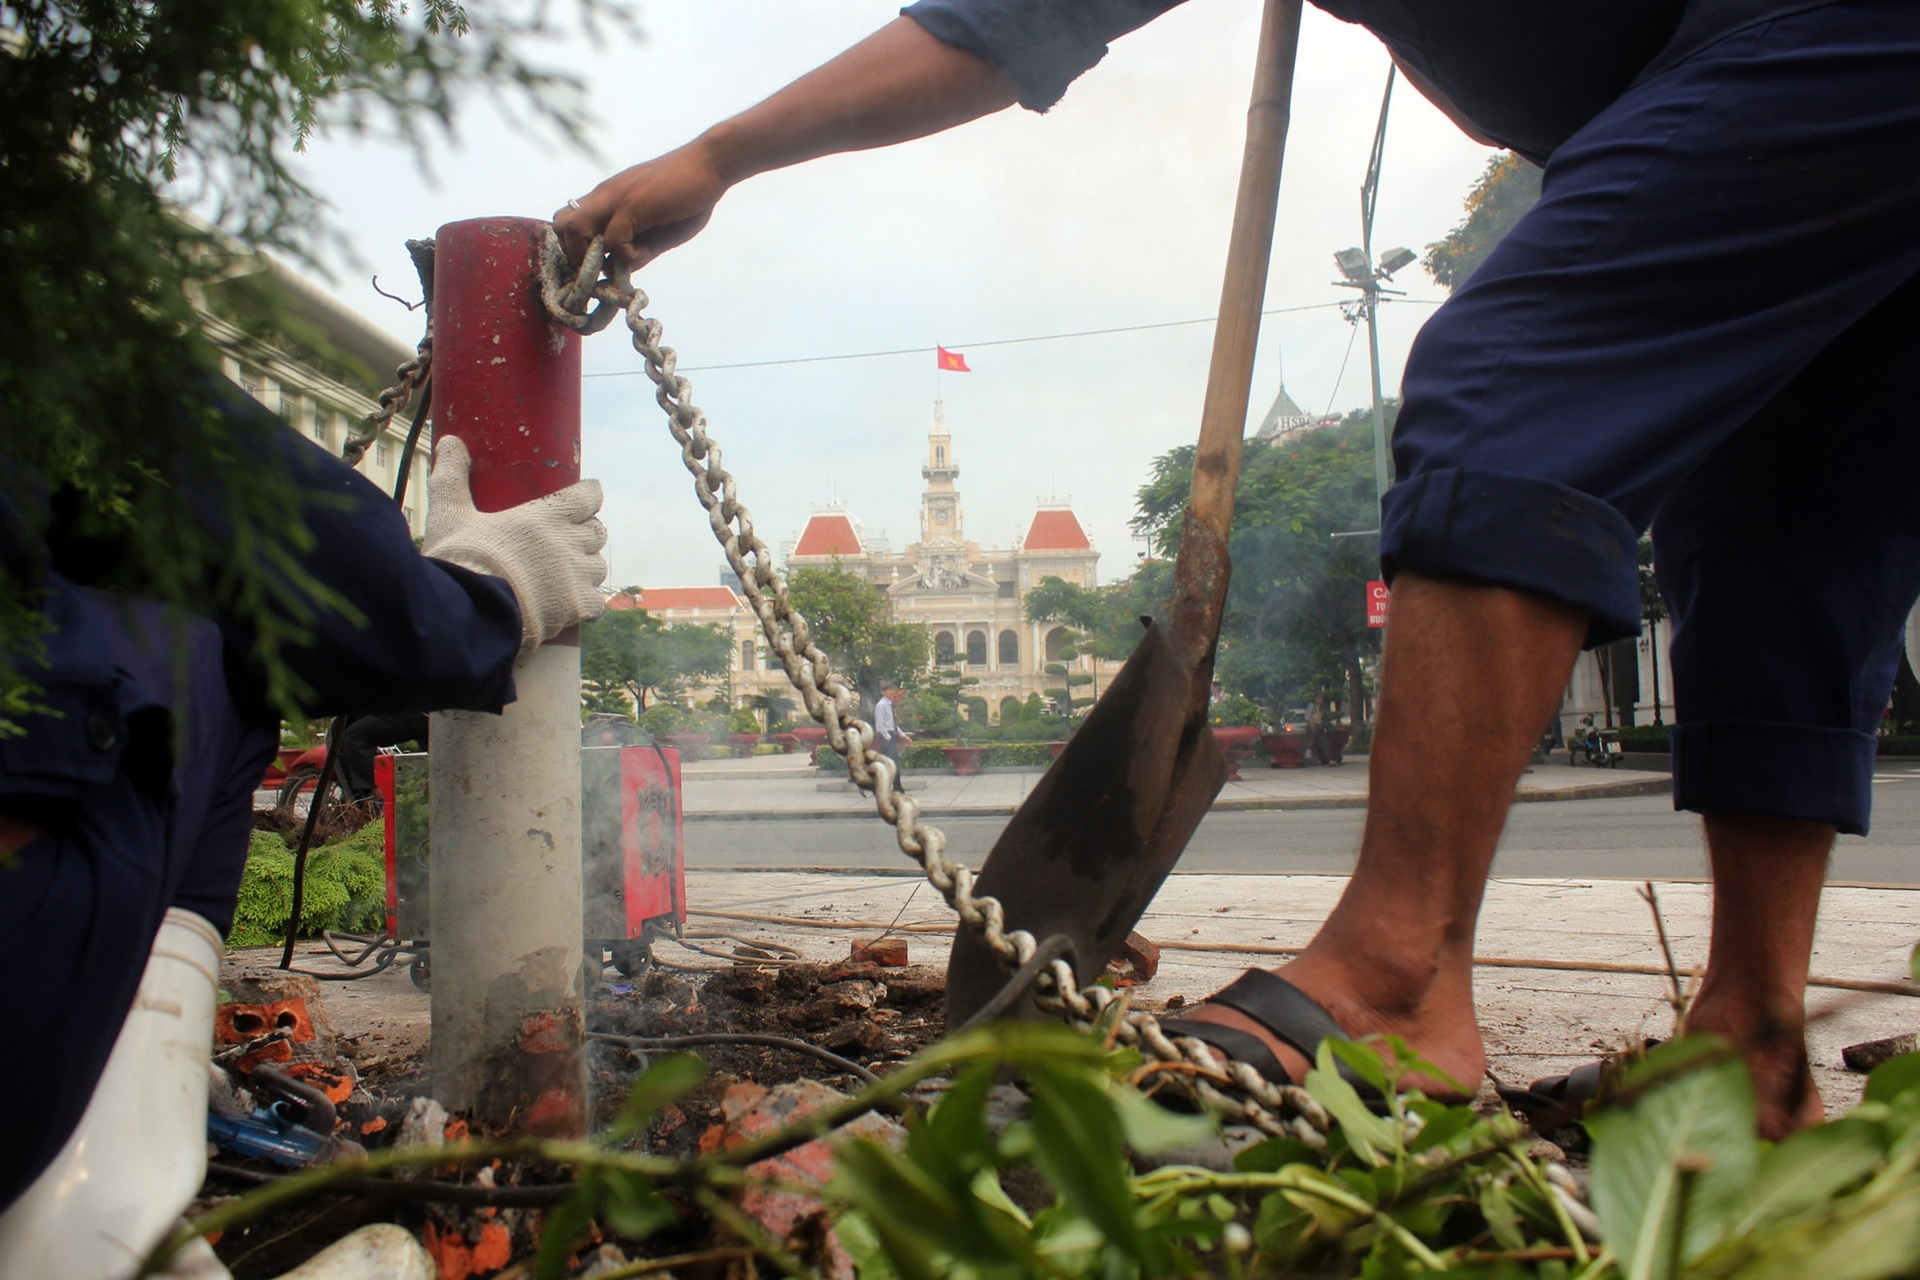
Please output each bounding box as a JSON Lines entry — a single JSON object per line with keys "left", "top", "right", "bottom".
{"left": 697, "top": 1079, "right": 907, "bottom": 1280}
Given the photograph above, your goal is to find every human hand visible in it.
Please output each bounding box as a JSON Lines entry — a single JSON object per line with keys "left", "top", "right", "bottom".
{"left": 553, "top": 142, "right": 728, "bottom": 276}
{"left": 423, "top": 437, "right": 608, "bottom": 657}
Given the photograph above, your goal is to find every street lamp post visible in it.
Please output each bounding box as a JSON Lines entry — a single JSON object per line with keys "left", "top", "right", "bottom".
{"left": 1333, "top": 66, "right": 1417, "bottom": 525}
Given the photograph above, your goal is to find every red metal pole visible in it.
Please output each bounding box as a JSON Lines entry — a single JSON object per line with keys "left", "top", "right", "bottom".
{"left": 428, "top": 217, "right": 588, "bottom": 1135}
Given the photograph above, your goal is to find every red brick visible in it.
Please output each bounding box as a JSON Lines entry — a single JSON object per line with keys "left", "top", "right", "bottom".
{"left": 850, "top": 936, "right": 908, "bottom": 967}
{"left": 1108, "top": 930, "right": 1161, "bottom": 985}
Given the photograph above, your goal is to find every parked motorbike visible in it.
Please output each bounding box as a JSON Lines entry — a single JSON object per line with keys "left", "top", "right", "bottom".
{"left": 1575, "top": 716, "right": 1624, "bottom": 768}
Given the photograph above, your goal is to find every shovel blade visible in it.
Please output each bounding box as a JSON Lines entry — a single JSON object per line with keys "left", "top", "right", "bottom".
{"left": 945, "top": 619, "right": 1228, "bottom": 1026}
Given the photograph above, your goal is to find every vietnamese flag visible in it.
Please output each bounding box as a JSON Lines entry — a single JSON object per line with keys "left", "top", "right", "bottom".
{"left": 936, "top": 346, "right": 971, "bottom": 373}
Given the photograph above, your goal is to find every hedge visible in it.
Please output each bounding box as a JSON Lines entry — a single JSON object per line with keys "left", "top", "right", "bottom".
{"left": 230, "top": 821, "right": 386, "bottom": 948}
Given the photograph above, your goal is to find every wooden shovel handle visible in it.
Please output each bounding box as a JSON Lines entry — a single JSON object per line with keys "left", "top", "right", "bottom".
{"left": 1187, "top": 0, "right": 1303, "bottom": 540}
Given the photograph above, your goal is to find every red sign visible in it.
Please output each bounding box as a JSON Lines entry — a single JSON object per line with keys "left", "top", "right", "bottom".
{"left": 1367, "top": 580, "right": 1391, "bottom": 628}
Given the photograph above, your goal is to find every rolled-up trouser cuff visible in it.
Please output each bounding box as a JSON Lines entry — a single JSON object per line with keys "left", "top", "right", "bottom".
{"left": 1380, "top": 467, "right": 1643, "bottom": 646}
{"left": 1672, "top": 720, "right": 1876, "bottom": 836}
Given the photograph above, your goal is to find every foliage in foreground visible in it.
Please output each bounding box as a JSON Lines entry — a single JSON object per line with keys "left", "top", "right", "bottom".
{"left": 2, "top": 0, "right": 619, "bottom": 733}
{"left": 148, "top": 1020, "right": 1920, "bottom": 1280}
{"left": 229, "top": 822, "right": 385, "bottom": 947}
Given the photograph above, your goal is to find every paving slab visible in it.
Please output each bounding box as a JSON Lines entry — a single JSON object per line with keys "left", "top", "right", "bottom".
{"left": 257, "top": 869, "right": 1920, "bottom": 1125}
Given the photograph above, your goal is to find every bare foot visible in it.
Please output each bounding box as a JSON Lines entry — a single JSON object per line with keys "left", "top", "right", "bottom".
{"left": 1173, "top": 944, "right": 1486, "bottom": 1102}
{"left": 1683, "top": 1000, "right": 1824, "bottom": 1140}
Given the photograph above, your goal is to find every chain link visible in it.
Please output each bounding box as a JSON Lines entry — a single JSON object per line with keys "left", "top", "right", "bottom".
{"left": 540, "top": 233, "right": 1331, "bottom": 1143}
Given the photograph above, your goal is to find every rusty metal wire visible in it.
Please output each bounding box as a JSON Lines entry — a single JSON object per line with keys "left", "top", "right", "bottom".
{"left": 344, "top": 238, "right": 437, "bottom": 468}
{"left": 539, "top": 234, "right": 1332, "bottom": 1143}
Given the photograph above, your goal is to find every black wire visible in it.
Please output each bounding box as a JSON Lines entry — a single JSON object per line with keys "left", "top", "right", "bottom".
{"left": 588, "top": 1031, "right": 881, "bottom": 1085}
{"left": 390, "top": 378, "right": 433, "bottom": 508}
{"left": 279, "top": 716, "right": 345, "bottom": 971}
{"left": 205, "top": 1161, "right": 575, "bottom": 1208}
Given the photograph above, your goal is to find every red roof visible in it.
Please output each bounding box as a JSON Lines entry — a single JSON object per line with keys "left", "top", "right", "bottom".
{"left": 792, "top": 512, "right": 864, "bottom": 558}
{"left": 614, "top": 586, "right": 742, "bottom": 612}
{"left": 1023, "top": 508, "right": 1091, "bottom": 551}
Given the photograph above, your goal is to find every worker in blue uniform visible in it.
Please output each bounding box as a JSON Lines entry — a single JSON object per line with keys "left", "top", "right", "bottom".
{"left": 555, "top": 0, "right": 1920, "bottom": 1138}
{"left": 0, "top": 377, "right": 607, "bottom": 1226}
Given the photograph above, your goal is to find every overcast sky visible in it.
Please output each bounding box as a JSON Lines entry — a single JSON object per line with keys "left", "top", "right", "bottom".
{"left": 289, "top": 0, "right": 1498, "bottom": 590}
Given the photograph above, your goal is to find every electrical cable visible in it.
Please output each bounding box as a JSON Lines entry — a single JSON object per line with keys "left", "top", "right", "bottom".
{"left": 582, "top": 300, "right": 1368, "bottom": 378}
{"left": 278, "top": 366, "right": 435, "bottom": 974}
{"left": 1316, "top": 318, "right": 1362, "bottom": 424}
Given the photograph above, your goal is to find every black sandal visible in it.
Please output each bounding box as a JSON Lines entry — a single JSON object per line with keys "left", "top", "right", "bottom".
{"left": 1157, "top": 970, "right": 1388, "bottom": 1110}
{"left": 1495, "top": 1040, "right": 1661, "bottom": 1132}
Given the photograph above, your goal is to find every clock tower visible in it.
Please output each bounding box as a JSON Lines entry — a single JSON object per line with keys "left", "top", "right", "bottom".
{"left": 920, "top": 400, "right": 963, "bottom": 545}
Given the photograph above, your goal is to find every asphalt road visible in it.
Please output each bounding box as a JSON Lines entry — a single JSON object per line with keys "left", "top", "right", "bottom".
{"left": 684, "top": 760, "right": 1920, "bottom": 885}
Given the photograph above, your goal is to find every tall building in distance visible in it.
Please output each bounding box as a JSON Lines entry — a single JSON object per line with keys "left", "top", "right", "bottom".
{"left": 637, "top": 402, "right": 1120, "bottom": 720}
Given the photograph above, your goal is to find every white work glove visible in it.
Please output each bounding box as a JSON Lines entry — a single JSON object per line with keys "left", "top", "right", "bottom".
{"left": 424, "top": 436, "right": 608, "bottom": 656}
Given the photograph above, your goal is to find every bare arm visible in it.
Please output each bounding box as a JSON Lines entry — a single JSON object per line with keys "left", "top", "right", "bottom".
{"left": 554, "top": 17, "right": 1020, "bottom": 273}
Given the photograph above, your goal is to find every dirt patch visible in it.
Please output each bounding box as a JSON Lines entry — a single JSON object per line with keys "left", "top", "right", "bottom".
{"left": 203, "top": 958, "right": 949, "bottom": 1277}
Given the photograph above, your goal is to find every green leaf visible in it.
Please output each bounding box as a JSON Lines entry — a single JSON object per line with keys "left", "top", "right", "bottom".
{"left": 1235, "top": 1136, "right": 1324, "bottom": 1173}
{"left": 1716, "top": 1178, "right": 1920, "bottom": 1280}
{"left": 1725, "top": 1118, "right": 1885, "bottom": 1237}
{"left": 1864, "top": 1053, "right": 1920, "bottom": 1106}
{"left": 1588, "top": 1043, "right": 1759, "bottom": 1280}
{"left": 1106, "top": 1081, "right": 1218, "bottom": 1155}
{"left": 1328, "top": 1038, "right": 1393, "bottom": 1096}
{"left": 534, "top": 1169, "right": 600, "bottom": 1280}
{"left": 1025, "top": 1063, "right": 1148, "bottom": 1260}
{"left": 599, "top": 1176, "right": 677, "bottom": 1241}
{"left": 607, "top": 1053, "right": 706, "bottom": 1144}
{"left": 1306, "top": 1041, "right": 1402, "bottom": 1165}
{"left": 831, "top": 1211, "right": 907, "bottom": 1280}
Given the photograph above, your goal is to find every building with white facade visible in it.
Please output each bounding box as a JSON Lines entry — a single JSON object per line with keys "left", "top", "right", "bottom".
{"left": 194, "top": 248, "right": 430, "bottom": 538}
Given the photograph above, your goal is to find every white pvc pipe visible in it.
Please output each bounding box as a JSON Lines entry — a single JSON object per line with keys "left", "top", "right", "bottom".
{"left": 429, "top": 641, "right": 587, "bottom": 1130}
{"left": 0, "top": 908, "right": 223, "bottom": 1279}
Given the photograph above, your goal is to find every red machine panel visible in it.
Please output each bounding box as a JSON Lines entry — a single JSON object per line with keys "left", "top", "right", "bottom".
{"left": 620, "top": 745, "right": 685, "bottom": 931}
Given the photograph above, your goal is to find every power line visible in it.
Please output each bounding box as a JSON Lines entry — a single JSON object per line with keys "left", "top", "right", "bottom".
{"left": 581, "top": 297, "right": 1445, "bottom": 379}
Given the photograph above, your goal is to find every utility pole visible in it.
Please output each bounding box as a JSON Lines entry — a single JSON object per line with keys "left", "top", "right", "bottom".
{"left": 1361, "top": 67, "right": 1394, "bottom": 519}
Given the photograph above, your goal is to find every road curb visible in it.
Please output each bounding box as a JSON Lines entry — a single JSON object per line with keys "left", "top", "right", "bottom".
{"left": 682, "top": 773, "right": 1670, "bottom": 821}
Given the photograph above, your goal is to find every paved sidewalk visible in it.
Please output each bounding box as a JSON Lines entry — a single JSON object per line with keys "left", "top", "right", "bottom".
{"left": 678, "top": 751, "right": 1669, "bottom": 820}
{"left": 275, "top": 869, "right": 1920, "bottom": 1124}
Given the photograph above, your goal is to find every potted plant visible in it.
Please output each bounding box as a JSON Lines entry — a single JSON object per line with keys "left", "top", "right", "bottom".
{"left": 727, "top": 706, "right": 763, "bottom": 757}
{"left": 642, "top": 702, "right": 708, "bottom": 762}
{"left": 912, "top": 670, "right": 989, "bottom": 776}
{"left": 1324, "top": 702, "right": 1351, "bottom": 766}
{"left": 1209, "top": 693, "right": 1265, "bottom": 780}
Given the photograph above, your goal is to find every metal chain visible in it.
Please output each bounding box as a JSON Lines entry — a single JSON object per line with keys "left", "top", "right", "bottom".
{"left": 539, "top": 233, "right": 1331, "bottom": 1144}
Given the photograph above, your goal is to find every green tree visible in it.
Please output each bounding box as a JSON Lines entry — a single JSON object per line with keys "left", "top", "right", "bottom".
{"left": 579, "top": 610, "right": 731, "bottom": 714}
{"left": 785, "top": 565, "right": 929, "bottom": 697}
{"left": 1421, "top": 152, "right": 1543, "bottom": 291}
{"left": 1132, "top": 413, "right": 1389, "bottom": 722}
{"left": 2, "top": 1, "right": 617, "bottom": 732}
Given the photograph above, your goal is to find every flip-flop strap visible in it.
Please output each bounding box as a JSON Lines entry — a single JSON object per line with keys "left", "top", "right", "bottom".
{"left": 1207, "top": 969, "right": 1348, "bottom": 1065}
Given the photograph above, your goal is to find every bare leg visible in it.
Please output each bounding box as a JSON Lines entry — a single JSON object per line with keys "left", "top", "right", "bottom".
{"left": 1686, "top": 813, "right": 1831, "bottom": 1138}
{"left": 1184, "top": 572, "right": 1587, "bottom": 1094}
